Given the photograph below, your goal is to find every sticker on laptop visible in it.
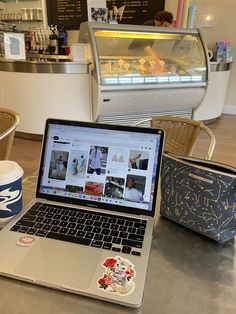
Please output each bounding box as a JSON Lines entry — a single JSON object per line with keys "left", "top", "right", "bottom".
{"left": 97, "top": 256, "right": 136, "bottom": 296}
{"left": 16, "top": 236, "right": 35, "bottom": 247}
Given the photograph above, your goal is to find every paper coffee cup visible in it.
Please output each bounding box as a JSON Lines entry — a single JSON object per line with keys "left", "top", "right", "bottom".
{"left": 0, "top": 161, "right": 24, "bottom": 222}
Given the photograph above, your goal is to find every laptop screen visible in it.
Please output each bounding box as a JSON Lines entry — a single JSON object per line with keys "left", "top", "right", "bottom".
{"left": 37, "top": 120, "right": 163, "bottom": 215}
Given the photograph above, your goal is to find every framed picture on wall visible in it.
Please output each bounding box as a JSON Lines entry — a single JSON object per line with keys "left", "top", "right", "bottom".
{"left": 4, "top": 33, "right": 26, "bottom": 60}
{"left": 87, "top": 0, "right": 108, "bottom": 22}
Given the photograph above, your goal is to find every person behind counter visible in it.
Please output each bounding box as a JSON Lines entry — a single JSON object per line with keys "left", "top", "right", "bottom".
{"left": 144, "top": 11, "right": 174, "bottom": 27}
{"left": 128, "top": 11, "right": 174, "bottom": 52}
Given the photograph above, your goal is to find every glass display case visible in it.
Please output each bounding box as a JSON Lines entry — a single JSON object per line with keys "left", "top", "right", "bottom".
{"left": 79, "top": 22, "right": 209, "bottom": 124}
{"left": 80, "top": 22, "right": 208, "bottom": 88}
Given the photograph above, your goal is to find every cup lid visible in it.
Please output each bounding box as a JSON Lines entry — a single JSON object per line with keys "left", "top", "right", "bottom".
{"left": 0, "top": 161, "right": 24, "bottom": 185}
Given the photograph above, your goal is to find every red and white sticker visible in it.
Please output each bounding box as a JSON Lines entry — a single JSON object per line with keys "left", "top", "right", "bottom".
{"left": 97, "top": 256, "right": 136, "bottom": 296}
{"left": 16, "top": 236, "right": 35, "bottom": 247}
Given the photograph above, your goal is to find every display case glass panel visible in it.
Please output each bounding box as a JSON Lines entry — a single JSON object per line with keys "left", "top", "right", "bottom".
{"left": 92, "top": 28, "right": 207, "bottom": 86}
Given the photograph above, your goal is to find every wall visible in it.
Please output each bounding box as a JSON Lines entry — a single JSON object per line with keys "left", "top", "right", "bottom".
{"left": 68, "top": 30, "right": 80, "bottom": 46}
{"left": 165, "top": 0, "right": 236, "bottom": 113}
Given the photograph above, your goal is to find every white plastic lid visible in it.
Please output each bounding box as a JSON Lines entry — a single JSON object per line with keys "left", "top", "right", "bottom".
{"left": 0, "top": 161, "right": 24, "bottom": 186}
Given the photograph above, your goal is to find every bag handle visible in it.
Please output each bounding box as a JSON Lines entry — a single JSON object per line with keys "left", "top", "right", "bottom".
{"left": 164, "top": 152, "right": 236, "bottom": 176}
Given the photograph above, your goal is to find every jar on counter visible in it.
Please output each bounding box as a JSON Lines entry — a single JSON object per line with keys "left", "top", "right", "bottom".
{"left": 21, "top": 8, "right": 28, "bottom": 20}
{"left": 32, "top": 8, "right": 43, "bottom": 20}
{"left": 29, "top": 8, "right": 34, "bottom": 20}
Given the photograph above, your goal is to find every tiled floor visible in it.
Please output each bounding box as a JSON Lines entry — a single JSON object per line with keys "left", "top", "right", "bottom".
{"left": 10, "top": 114, "right": 236, "bottom": 178}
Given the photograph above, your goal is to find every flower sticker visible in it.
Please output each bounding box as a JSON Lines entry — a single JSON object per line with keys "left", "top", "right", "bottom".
{"left": 98, "top": 256, "right": 136, "bottom": 296}
{"left": 103, "top": 257, "right": 117, "bottom": 268}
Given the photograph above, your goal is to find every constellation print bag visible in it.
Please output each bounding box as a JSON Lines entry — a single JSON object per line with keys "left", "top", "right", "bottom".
{"left": 160, "top": 153, "right": 236, "bottom": 243}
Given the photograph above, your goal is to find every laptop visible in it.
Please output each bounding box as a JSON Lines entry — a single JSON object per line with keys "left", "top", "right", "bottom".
{"left": 0, "top": 119, "right": 164, "bottom": 307}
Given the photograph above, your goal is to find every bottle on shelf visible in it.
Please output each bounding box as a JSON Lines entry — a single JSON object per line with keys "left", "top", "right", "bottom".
{"left": 25, "top": 31, "right": 33, "bottom": 52}
{"left": 25, "top": 25, "right": 69, "bottom": 56}
{"left": 216, "top": 41, "right": 233, "bottom": 63}
{"left": 31, "top": 31, "right": 37, "bottom": 52}
{"left": 9, "top": 24, "right": 18, "bottom": 32}
{"left": 58, "top": 24, "right": 68, "bottom": 55}
{"left": 224, "top": 42, "right": 233, "bottom": 63}
{"left": 49, "top": 25, "right": 59, "bottom": 54}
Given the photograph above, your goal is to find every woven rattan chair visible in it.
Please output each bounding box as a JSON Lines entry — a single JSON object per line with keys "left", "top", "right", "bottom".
{"left": 0, "top": 108, "right": 20, "bottom": 160}
{"left": 133, "top": 116, "right": 216, "bottom": 160}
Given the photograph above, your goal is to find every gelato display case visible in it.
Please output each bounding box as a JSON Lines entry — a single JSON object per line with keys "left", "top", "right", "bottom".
{"left": 79, "top": 22, "right": 209, "bottom": 125}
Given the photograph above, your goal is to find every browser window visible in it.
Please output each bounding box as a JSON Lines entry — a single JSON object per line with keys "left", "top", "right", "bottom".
{"left": 39, "top": 123, "right": 161, "bottom": 211}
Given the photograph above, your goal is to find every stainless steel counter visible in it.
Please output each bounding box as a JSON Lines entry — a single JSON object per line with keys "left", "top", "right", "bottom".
{"left": 0, "top": 56, "right": 92, "bottom": 138}
{"left": 0, "top": 57, "right": 90, "bottom": 74}
{"left": 0, "top": 174, "right": 235, "bottom": 314}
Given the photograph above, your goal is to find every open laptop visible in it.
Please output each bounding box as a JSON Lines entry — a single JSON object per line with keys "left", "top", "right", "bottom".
{"left": 0, "top": 119, "right": 164, "bottom": 307}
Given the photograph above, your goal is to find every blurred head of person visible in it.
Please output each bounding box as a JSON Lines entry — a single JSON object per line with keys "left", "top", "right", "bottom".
{"left": 154, "top": 11, "right": 173, "bottom": 27}
{"left": 127, "top": 177, "right": 135, "bottom": 189}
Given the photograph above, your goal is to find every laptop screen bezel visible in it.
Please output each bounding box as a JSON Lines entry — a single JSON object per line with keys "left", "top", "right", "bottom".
{"left": 36, "top": 119, "right": 164, "bottom": 217}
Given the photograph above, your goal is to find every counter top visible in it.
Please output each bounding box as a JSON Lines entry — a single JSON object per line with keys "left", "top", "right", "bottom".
{"left": 0, "top": 174, "right": 235, "bottom": 314}
{"left": 0, "top": 57, "right": 90, "bottom": 74}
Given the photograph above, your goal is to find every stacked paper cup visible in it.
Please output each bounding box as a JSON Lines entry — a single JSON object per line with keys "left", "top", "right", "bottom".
{"left": 0, "top": 161, "right": 24, "bottom": 222}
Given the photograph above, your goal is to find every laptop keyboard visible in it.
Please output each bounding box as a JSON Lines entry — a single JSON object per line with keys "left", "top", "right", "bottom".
{"left": 10, "top": 202, "right": 147, "bottom": 256}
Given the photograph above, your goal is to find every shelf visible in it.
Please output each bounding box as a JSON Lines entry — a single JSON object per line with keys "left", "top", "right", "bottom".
{"left": 27, "top": 53, "right": 71, "bottom": 61}
{"left": 0, "top": 0, "right": 37, "bottom": 3}
{"left": 1, "top": 19, "right": 43, "bottom": 22}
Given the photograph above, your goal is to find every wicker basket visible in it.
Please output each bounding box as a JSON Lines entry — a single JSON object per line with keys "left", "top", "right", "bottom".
{"left": 0, "top": 108, "right": 20, "bottom": 160}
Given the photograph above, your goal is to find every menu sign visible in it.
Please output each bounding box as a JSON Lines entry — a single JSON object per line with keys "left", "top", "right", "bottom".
{"left": 106, "top": 0, "right": 165, "bottom": 24}
{"left": 46, "top": 0, "right": 165, "bottom": 30}
{"left": 46, "top": 0, "right": 88, "bottom": 29}
{"left": 56, "top": 0, "right": 85, "bottom": 23}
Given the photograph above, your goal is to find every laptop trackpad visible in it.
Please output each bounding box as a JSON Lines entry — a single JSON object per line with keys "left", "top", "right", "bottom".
{"left": 14, "top": 240, "right": 101, "bottom": 289}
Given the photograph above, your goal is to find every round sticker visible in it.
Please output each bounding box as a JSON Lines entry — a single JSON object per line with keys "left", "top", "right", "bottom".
{"left": 16, "top": 236, "right": 35, "bottom": 247}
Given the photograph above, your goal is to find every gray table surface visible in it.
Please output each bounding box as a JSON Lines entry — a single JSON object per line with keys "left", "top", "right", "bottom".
{"left": 0, "top": 175, "right": 235, "bottom": 314}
